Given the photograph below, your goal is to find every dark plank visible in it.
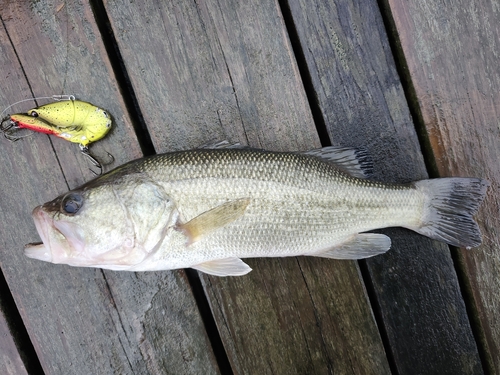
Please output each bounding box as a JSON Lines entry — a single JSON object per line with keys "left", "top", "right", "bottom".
{"left": 385, "top": 0, "right": 500, "bottom": 371}
{"left": 0, "top": 1, "right": 219, "bottom": 374}
{"left": 0, "top": 304, "right": 28, "bottom": 375}
{"left": 104, "top": 0, "right": 391, "bottom": 373}
{"left": 286, "top": 0, "right": 483, "bottom": 373}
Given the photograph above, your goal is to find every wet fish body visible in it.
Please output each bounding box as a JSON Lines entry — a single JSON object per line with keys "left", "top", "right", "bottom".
{"left": 25, "top": 145, "right": 488, "bottom": 276}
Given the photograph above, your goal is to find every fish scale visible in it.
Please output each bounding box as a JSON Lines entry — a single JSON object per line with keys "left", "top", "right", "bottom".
{"left": 25, "top": 146, "right": 488, "bottom": 276}
{"left": 124, "top": 149, "right": 423, "bottom": 266}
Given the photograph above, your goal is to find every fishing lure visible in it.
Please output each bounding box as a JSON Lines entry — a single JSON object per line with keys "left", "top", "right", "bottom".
{"left": 28, "top": 99, "right": 112, "bottom": 146}
{"left": 1, "top": 97, "right": 114, "bottom": 174}
{"left": 3, "top": 113, "right": 111, "bottom": 172}
{"left": 1, "top": 114, "right": 61, "bottom": 140}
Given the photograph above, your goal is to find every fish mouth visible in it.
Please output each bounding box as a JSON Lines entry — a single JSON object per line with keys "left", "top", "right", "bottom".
{"left": 25, "top": 206, "right": 54, "bottom": 262}
{"left": 24, "top": 242, "right": 52, "bottom": 262}
{"left": 25, "top": 206, "right": 85, "bottom": 264}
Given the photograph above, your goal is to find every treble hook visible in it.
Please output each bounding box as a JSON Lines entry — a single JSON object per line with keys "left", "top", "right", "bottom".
{"left": 79, "top": 144, "right": 114, "bottom": 176}
{"left": 0, "top": 116, "right": 33, "bottom": 141}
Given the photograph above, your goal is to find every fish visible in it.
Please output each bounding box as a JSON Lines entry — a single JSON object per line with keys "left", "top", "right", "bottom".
{"left": 24, "top": 143, "right": 489, "bottom": 276}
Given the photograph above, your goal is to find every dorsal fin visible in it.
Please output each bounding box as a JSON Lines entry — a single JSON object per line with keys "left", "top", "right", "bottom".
{"left": 303, "top": 146, "right": 373, "bottom": 178}
{"left": 198, "top": 140, "right": 246, "bottom": 150}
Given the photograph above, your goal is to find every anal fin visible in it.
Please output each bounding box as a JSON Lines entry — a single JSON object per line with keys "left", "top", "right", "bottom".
{"left": 192, "top": 257, "right": 252, "bottom": 276}
{"left": 314, "top": 233, "right": 391, "bottom": 260}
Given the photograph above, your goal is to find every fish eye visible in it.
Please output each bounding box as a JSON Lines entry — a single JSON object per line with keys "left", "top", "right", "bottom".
{"left": 61, "top": 193, "right": 84, "bottom": 215}
{"left": 29, "top": 111, "right": 39, "bottom": 117}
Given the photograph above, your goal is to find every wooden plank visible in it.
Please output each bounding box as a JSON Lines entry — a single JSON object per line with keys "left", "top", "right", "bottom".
{"left": 286, "top": 0, "right": 484, "bottom": 373}
{"left": 104, "top": 0, "right": 391, "bottom": 373}
{"left": 0, "top": 303, "right": 28, "bottom": 375}
{"left": 0, "top": 20, "right": 32, "bottom": 374}
{"left": 0, "top": 1, "right": 219, "bottom": 374}
{"left": 385, "top": 0, "right": 500, "bottom": 372}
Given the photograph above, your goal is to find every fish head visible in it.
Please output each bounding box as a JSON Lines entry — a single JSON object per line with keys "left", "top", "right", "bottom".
{"left": 25, "top": 176, "right": 178, "bottom": 270}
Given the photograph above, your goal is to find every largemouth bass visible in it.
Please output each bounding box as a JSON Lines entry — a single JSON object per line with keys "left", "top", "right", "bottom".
{"left": 25, "top": 144, "right": 488, "bottom": 276}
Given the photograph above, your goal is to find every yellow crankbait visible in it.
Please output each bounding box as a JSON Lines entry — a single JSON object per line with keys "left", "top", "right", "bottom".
{"left": 28, "top": 100, "right": 112, "bottom": 146}
{"left": 1, "top": 97, "right": 114, "bottom": 174}
{"left": 6, "top": 114, "right": 62, "bottom": 137}
{"left": 9, "top": 113, "right": 89, "bottom": 145}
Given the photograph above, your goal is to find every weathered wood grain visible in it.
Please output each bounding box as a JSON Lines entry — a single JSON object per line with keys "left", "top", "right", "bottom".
{"left": 0, "top": 19, "right": 30, "bottom": 374}
{"left": 1, "top": 0, "right": 143, "bottom": 184}
{"left": 104, "top": 0, "right": 391, "bottom": 373}
{"left": 286, "top": 0, "right": 483, "bottom": 373}
{"left": 0, "top": 1, "right": 219, "bottom": 374}
{"left": 0, "top": 303, "right": 28, "bottom": 375}
{"left": 385, "top": 0, "right": 500, "bottom": 372}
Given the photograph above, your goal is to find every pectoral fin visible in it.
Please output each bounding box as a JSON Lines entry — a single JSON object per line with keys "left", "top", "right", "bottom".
{"left": 177, "top": 199, "right": 250, "bottom": 244}
{"left": 315, "top": 233, "right": 391, "bottom": 260}
{"left": 192, "top": 257, "right": 252, "bottom": 276}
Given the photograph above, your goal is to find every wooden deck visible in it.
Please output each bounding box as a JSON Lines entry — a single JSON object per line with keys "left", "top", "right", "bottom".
{"left": 0, "top": 1, "right": 498, "bottom": 374}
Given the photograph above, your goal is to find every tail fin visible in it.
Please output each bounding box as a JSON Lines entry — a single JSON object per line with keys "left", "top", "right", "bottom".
{"left": 413, "top": 178, "right": 489, "bottom": 249}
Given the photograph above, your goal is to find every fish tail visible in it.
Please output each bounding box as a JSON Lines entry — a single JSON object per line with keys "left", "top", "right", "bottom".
{"left": 412, "top": 178, "right": 489, "bottom": 248}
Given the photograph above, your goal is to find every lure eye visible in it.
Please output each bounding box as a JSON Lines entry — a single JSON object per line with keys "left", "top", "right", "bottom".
{"left": 61, "top": 193, "right": 84, "bottom": 214}
{"left": 29, "top": 111, "right": 39, "bottom": 117}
